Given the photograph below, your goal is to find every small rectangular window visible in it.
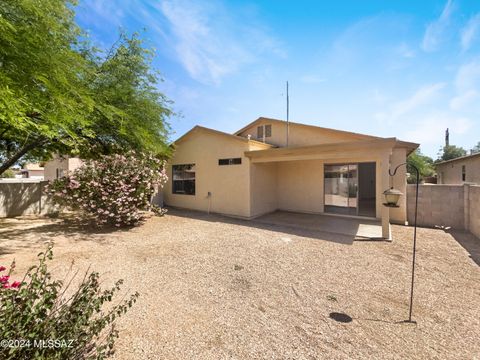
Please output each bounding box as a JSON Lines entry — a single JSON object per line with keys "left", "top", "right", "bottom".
{"left": 462, "top": 165, "right": 466, "bottom": 181}
{"left": 56, "top": 168, "right": 64, "bottom": 179}
{"left": 218, "top": 158, "right": 242, "bottom": 166}
{"left": 172, "top": 164, "right": 195, "bottom": 195}
{"left": 265, "top": 124, "right": 272, "bottom": 137}
{"left": 257, "top": 126, "right": 263, "bottom": 138}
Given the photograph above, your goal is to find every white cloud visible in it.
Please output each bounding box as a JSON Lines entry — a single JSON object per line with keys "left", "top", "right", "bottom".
{"left": 422, "top": 0, "right": 455, "bottom": 52}
{"left": 405, "top": 114, "right": 472, "bottom": 145}
{"left": 79, "top": 0, "right": 284, "bottom": 85}
{"left": 395, "top": 43, "right": 415, "bottom": 58}
{"left": 450, "top": 90, "right": 480, "bottom": 110}
{"left": 156, "top": 0, "right": 284, "bottom": 85}
{"left": 454, "top": 59, "right": 480, "bottom": 90}
{"left": 461, "top": 14, "right": 480, "bottom": 51}
{"left": 449, "top": 59, "right": 480, "bottom": 111}
{"left": 377, "top": 83, "right": 446, "bottom": 123}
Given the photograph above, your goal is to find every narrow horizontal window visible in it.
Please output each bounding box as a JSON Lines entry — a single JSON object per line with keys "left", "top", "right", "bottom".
{"left": 172, "top": 164, "right": 195, "bottom": 195}
{"left": 218, "top": 158, "right": 242, "bottom": 166}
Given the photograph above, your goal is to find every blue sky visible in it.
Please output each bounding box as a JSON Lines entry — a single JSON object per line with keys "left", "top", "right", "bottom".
{"left": 76, "top": 0, "right": 480, "bottom": 158}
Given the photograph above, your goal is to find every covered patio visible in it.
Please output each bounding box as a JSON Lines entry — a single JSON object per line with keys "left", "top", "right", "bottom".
{"left": 246, "top": 138, "right": 417, "bottom": 240}
{"left": 253, "top": 210, "right": 383, "bottom": 239}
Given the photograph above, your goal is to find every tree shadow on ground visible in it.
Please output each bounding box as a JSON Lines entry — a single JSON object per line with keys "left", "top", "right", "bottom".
{"left": 447, "top": 229, "right": 480, "bottom": 267}
{"left": 0, "top": 215, "right": 132, "bottom": 256}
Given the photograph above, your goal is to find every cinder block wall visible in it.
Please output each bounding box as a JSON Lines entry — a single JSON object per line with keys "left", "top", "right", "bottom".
{"left": 407, "top": 184, "right": 480, "bottom": 240}
{"left": 407, "top": 185, "right": 465, "bottom": 229}
{"left": 469, "top": 186, "right": 480, "bottom": 238}
{"left": 0, "top": 181, "right": 52, "bottom": 217}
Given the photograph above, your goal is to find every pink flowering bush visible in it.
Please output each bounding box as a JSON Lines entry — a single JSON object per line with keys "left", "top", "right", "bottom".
{"left": 0, "top": 244, "right": 138, "bottom": 359}
{"left": 0, "top": 264, "right": 21, "bottom": 289}
{"left": 46, "top": 152, "right": 168, "bottom": 227}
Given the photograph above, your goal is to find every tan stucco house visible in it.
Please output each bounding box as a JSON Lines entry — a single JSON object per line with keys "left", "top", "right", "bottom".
{"left": 163, "top": 117, "right": 418, "bottom": 239}
{"left": 436, "top": 152, "right": 480, "bottom": 185}
{"left": 44, "top": 155, "right": 83, "bottom": 181}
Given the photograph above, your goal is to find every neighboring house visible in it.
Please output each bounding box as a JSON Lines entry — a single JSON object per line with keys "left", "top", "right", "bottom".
{"left": 20, "top": 163, "right": 44, "bottom": 179}
{"left": 44, "top": 155, "right": 83, "bottom": 181}
{"left": 163, "top": 117, "right": 418, "bottom": 239}
{"left": 436, "top": 152, "right": 480, "bottom": 185}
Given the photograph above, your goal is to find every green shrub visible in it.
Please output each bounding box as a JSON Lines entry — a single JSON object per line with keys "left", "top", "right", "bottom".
{"left": 0, "top": 169, "right": 15, "bottom": 178}
{"left": 0, "top": 244, "right": 138, "bottom": 359}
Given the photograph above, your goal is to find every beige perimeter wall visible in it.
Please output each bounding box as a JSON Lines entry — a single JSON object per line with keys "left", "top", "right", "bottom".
{"left": 407, "top": 184, "right": 480, "bottom": 239}
{"left": 468, "top": 185, "right": 480, "bottom": 239}
{"left": 0, "top": 182, "right": 53, "bottom": 217}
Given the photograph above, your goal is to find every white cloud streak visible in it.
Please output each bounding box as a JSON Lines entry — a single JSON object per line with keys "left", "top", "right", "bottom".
{"left": 376, "top": 83, "right": 446, "bottom": 124}
{"left": 422, "top": 0, "right": 454, "bottom": 52}
{"left": 405, "top": 113, "right": 472, "bottom": 145}
{"left": 155, "top": 0, "right": 284, "bottom": 84}
{"left": 461, "top": 13, "right": 480, "bottom": 51}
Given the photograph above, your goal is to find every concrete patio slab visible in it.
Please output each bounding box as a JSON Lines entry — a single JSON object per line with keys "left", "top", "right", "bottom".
{"left": 253, "top": 210, "right": 382, "bottom": 239}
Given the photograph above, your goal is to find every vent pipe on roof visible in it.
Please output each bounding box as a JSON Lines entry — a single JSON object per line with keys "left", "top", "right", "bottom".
{"left": 286, "top": 81, "right": 289, "bottom": 147}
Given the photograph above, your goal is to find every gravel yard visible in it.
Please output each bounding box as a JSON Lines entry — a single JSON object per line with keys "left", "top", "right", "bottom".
{"left": 1, "top": 209, "right": 479, "bottom": 359}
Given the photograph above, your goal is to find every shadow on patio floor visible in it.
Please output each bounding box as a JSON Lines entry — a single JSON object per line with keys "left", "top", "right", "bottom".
{"left": 166, "top": 208, "right": 383, "bottom": 245}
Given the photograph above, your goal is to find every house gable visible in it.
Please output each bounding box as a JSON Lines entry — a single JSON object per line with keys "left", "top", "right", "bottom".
{"left": 235, "top": 117, "right": 379, "bottom": 148}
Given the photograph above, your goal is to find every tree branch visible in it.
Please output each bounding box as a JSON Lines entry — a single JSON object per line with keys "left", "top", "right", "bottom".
{"left": 0, "top": 138, "right": 46, "bottom": 175}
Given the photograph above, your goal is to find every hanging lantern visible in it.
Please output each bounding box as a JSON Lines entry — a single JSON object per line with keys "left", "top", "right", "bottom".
{"left": 383, "top": 187, "right": 403, "bottom": 207}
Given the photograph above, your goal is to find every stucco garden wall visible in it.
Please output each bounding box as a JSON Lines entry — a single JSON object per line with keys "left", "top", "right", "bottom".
{"left": 468, "top": 185, "right": 480, "bottom": 239}
{"left": 0, "top": 181, "right": 53, "bottom": 217}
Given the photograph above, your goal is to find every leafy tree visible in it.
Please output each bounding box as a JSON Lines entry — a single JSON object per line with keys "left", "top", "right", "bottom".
{"left": 438, "top": 145, "right": 467, "bottom": 162}
{"left": 407, "top": 148, "right": 434, "bottom": 183}
{"left": 0, "top": 169, "right": 15, "bottom": 178}
{"left": 471, "top": 142, "right": 480, "bottom": 154}
{"left": 0, "top": 0, "right": 172, "bottom": 176}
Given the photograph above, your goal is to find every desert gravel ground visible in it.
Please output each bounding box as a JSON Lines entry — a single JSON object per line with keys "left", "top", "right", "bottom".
{"left": 1, "top": 209, "right": 479, "bottom": 359}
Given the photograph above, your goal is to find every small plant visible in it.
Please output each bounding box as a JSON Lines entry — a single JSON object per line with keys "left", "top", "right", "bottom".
{"left": 326, "top": 294, "right": 337, "bottom": 302}
{"left": 46, "top": 151, "right": 168, "bottom": 227}
{"left": 0, "top": 244, "right": 138, "bottom": 359}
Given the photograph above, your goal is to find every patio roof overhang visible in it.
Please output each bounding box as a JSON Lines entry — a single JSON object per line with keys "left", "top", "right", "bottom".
{"left": 244, "top": 138, "right": 418, "bottom": 163}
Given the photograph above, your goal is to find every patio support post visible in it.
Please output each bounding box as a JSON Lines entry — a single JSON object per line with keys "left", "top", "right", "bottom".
{"left": 381, "top": 154, "right": 391, "bottom": 239}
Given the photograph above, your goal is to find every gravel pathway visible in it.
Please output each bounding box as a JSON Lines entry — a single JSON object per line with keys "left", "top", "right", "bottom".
{"left": 1, "top": 209, "right": 479, "bottom": 359}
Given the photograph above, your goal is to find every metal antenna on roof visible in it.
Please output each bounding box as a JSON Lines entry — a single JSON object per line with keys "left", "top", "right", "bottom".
{"left": 286, "top": 81, "right": 289, "bottom": 147}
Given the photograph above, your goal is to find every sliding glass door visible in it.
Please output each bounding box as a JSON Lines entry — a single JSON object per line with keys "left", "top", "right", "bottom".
{"left": 324, "top": 164, "right": 358, "bottom": 216}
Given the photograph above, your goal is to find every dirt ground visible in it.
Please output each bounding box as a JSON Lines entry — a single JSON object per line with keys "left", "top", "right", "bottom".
{"left": 1, "top": 209, "right": 479, "bottom": 359}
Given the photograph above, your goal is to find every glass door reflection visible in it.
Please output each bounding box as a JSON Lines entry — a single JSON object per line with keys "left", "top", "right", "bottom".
{"left": 324, "top": 164, "right": 358, "bottom": 216}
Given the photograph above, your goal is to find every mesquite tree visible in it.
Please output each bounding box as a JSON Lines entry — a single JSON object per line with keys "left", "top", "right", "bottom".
{"left": 0, "top": 0, "right": 172, "bottom": 175}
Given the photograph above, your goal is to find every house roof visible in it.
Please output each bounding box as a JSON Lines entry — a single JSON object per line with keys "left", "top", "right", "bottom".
{"left": 23, "top": 163, "right": 44, "bottom": 171}
{"left": 245, "top": 137, "right": 419, "bottom": 159}
{"left": 435, "top": 152, "right": 480, "bottom": 166}
{"left": 174, "top": 125, "right": 274, "bottom": 148}
{"left": 234, "top": 116, "right": 380, "bottom": 140}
